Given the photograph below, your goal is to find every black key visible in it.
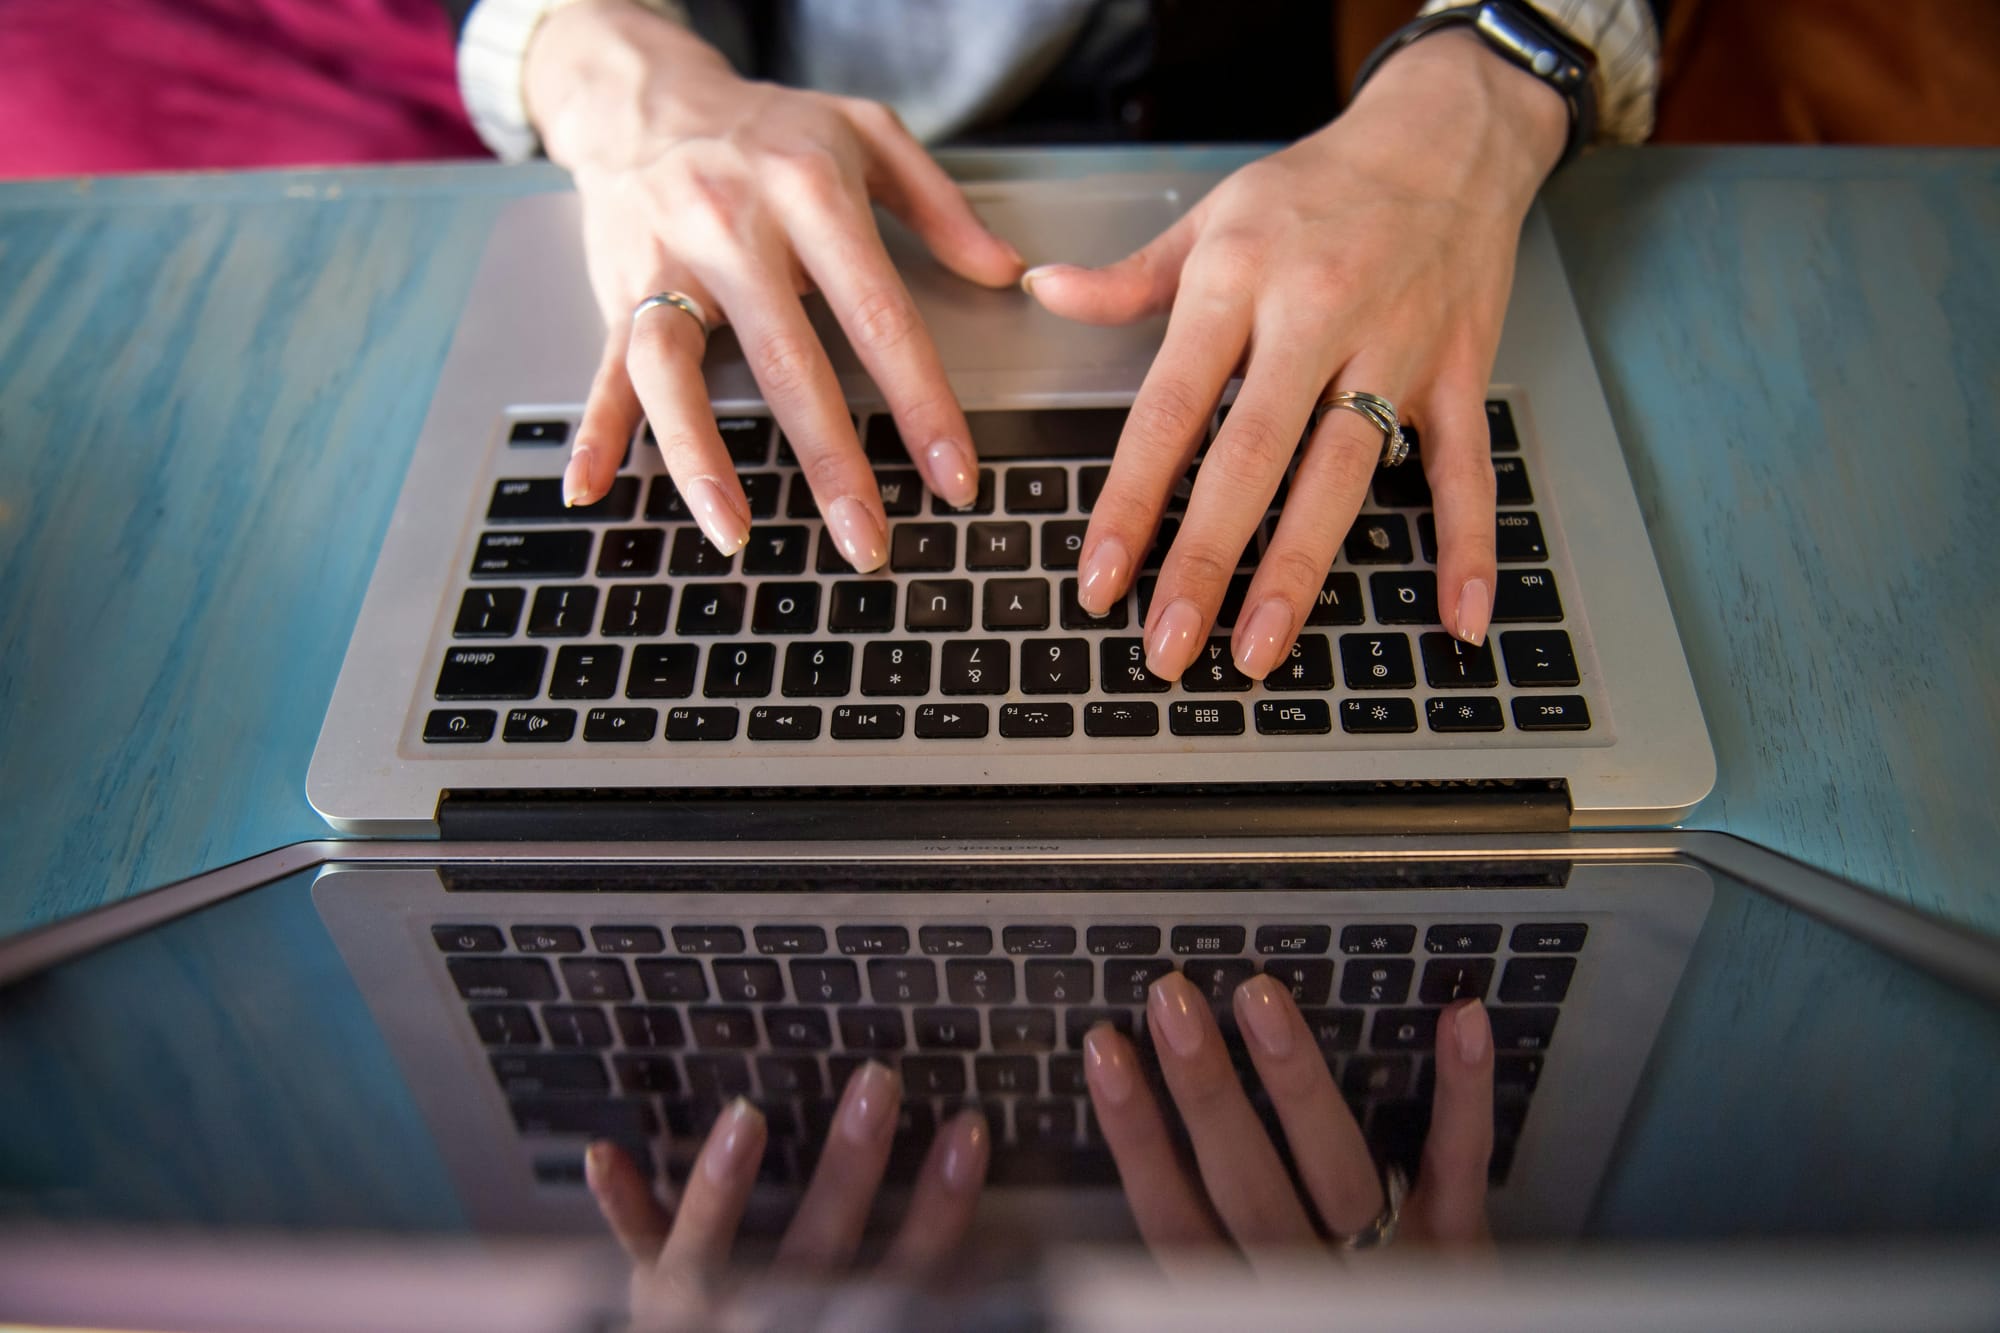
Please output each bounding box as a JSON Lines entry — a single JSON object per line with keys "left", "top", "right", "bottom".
{"left": 1306, "top": 571, "right": 1365, "bottom": 625}
{"left": 754, "top": 926, "right": 826, "bottom": 955}
{"left": 1495, "top": 511, "right": 1549, "bottom": 562}
{"left": 454, "top": 587, "right": 525, "bottom": 638}
{"left": 1485, "top": 400, "right": 1520, "bottom": 451}
{"left": 714, "top": 960, "right": 784, "bottom": 1002}
{"left": 983, "top": 578, "right": 1050, "bottom": 630}
{"left": 868, "top": 958, "right": 938, "bottom": 1003}
{"left": 902, "top": 1055, "right": 967, "bottom": 1096}
{"left": 488, "top": 476, "right": 639, "bottom": 524}
{"left": 1256, "top": 926, "right": 1331, "bottom": 955}
{"left": 472, "top": 530, "right": 591, "bottom": 579}
{"left": 859, "top": 640, "right": 929, "bottom": 694}
{"left": 1000, "top": 703, "right": 1074, "bottom": 738}
{"left": 665, "top": 705, "right": 738, "bottom": 741}
{"left": 787, "top": 474, "right": 823, "bottom": 521}
{"left": 595, "top": 925, "right": 666, "bottom": 954}
{"left": 1371, "top": 571, "right": 1439, "bottom": 625}
{"left": 1340, "top": 698, "right": 1417, "bottom": 734}
{"left": 1086, "top": 926, "right": 1159, "bottom": 957}
{"left": 434, "top": 924, "right": 505, "bottom": 953}
{"left": 1101, "top": 639, "right": 1170, "bottom": 692}
{"left": 612, "top": 1055, "right": 681, "bottom": 1095}
{"left": 1184, "top": 959, "right": 1255, "bottom": 1004}
{"left": 1491, "top": 455, "right": 1533, "bottom": 505}
{"left": 976, "top": 1055, "right": 1039, "bottom": 1095}
{"left": 1301, "top": 1008, "right": 1364, "bottom": 1055}
{"left": 991, "top": 1008, "right": 1058, "bottom": 1051}
{"left": 1003, "top": 927, "right": 1077, "bottom": 956}
{"left": 1512, "top": 694, "right": 1592, "bottom": 731}
{"left": 759, "top": 1055, "right": 825, "bottom": 1097}
{"left": 1263, "top": 959, "right": 1334, "bottom": 1005}
{"left": 1371, "top": 1008, "right": 1440, "bottom": 1052}
{"left": 939, "top": 640, "right": 1008, "bottom": 694}
{"left": 1171, "top": 926, "right": 1245, "bottom": 955}
{"left": 860, "top": 417, "right": 908, "bottom": 464}
{"left": 1426, "top": 696, "right": 1505, "bottom": 733}
{"left": 1005, "top": 466, "right": 1067, "bottom": 513}
{"left": 1499, "top": 956, "right": 1575, "bottom": 1003}
{"left": 674, "top": 927, "right": 746, "bottom": 955}
{"left": 669, "top": 528, "right": 734, "bottom": 577}
{"left": 830, "top": 703, "right": 904, "bottom": 739}
{"left": 509, "top": 419, "right": 569, "bottom": 446}
{"left": 742, "top": 525, "right": 811, "bottom": 575}
{"left": 471, "top": 1004, "right": 541, "bottom": 1046}
{"left": 675, "top": 583, "right": 746, "bottom": 635}
{"left": 752, "top": 582, "right": 821, "bottom": 635}
{"left": 685, "top": 1054, "right": 753, "bottom": 1099}
{"left": 703, "top": 642, "right": 775, "bottom": 697}
{"left": 1019, "top": 637, "right": 1090, "bottom": 694}
{"left": 527, "top": 586, "right": 599, "bottom": 638}
{"left": 1495, "top": 1053, "right": 1544, "bottom": 1093}
{"left": 1419, "top": 958, "right": 1495, "bottom": 1004}
{"left": 1077, "top": 465, "right": 1110, "bottom": 511}
{"left": 1488, "top": 1006, "right": 1560, "bottom": 1052}
{"left": 548, "top": 645, "right": 621, "bottom": 700}
{"left": 837, "top": 1007, "right": 907, "bottom": 1051}
{"left": 436, "top": 646, "right": 546, "bottom": 700}
{"left": 583, "top": 707, "right": 656, "bottom": 742}
{"left": 1182, "top": 639, "right": 1251, "bottom": 692}
{"left": 791, "top": 959, "right": 862, "bottom": 1003}
{"left": 561, "top": 957, "right": 633, "bottom": 1001}
{"left": 1426, "top": 925, "right": 1502, "bottom": 954}
{"left": 1342, "top": 514, "right": 1412, "bottom": 565}
{"left": 1502, "top": 630, "right": 1578, "bottom": 687}
{"left": 511, "top": 1097, "right": 655, "bottom": 1139}
{"left": 503, "top": 708, "right": 576, "bottom": 742}
{"left": 541, "top": 1007, "right": 613, "bottom": 1049}
{"left": 1492, "top": 568, "right": 1564, "bottom": 623}
{"left": 1512, "top": 923, "right": 1587, "bottom": 953}
{"left": 892, "top": 522, "right": 957, "bottom": 572}
{"left": 1370, "top": 460, "right": 1433, "bottom": 509}
{"left": 930, "top": 467, "right": 995, "bottom": 515}
{"left": 1342, "top": 926, "right": 1416, "bottom": 956}
{"left": 1264, "top": 634, "right": 1335, "bottom": 692}
{"left": 615, "top": 1005, "right": 687, "bottom": 1047}
{"left": 748, "top": 704, "right": 823, "bottom": 741}
{"left": 1169, "top": 699, "right": 1246, "bottom": 736}
{"left": 717, "top": 415, "right": 773, "bottom": 464}
{"left": 876, "top": 469, "right": 923, "bottom": 516}
{"left": 601, "top": 584, "right": 670, "bottom": 637}
{"left": 837, "top": 926, "right": 910, "bottom": 955}
{"left": 921, "top": 927, "right": 992, "bottom": 956}
{"left": 1040, "top": 520, "right": 1088, "bottom": 571}
{"left": 689, "top": 1007, "right": 758, "bottom": 1050}
{"left": 1104, "top": 958, "right": 1174, "bottom": 1005}
{"left": 1083, "top": 700, "right": 1159, "bottom": 737}
{"left": 644, "top": 475, "right": 693, "bottom": 522}
{"left": 1063, "top": 1007, "right": 1134, "bottom": 1050}
{"left": 1417, "top": 513, "right": 1440, "bottom": 564}
{"left": 627, "top": 643, "right": 697, "bottom": 698}
{"left": 596, "top": 528, "right": 664, "bottom": 578}
{"left": 1059, "top": 578, "right": 1128, "bottom": 630}
{"left": 425, "top": 708, "right": 497, "bottom": 742}
{"left": 1018, "top": 1099, "right": 1077, "bottom": 1146}
{"left": 1340, "top": 633, "right": 1416, "bottom": 690}
{"left": 907, "top": 579, "right": 973, "bottom": 631}
{"left": 1344, "top": 1055, "right": 1411, "bottom": 1099}
{"left": 1256, "top": 699, "right": 1332, "bottom": 735}
{"left": 764, "top": 1008, "right": 834, "bottom": 1049}
{"left": 634, "top": 961, "right": 706, "bottom": 1004}
{"left": 915, "top": 1008, "right": 981, "bottom": 1050}
{"left": 1340, "top": 958, "right": 1413, "bottom": 1005}
{"left": 1025, "top": 959, "right": 1094, "bottom": 1003}
{"left": 962, "top": 520, "right": 1030, "bottom": 570}
{"left": 944, "top": 958, "right": 1015, "bottom": 1003}
{"left": 1419, "top": 633, "right": 1498, "bottom": 688}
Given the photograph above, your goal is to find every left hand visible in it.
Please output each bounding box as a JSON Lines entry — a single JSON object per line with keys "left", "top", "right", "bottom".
{"left": 1026, "top": 30, "right": 1570, "bottom": 681}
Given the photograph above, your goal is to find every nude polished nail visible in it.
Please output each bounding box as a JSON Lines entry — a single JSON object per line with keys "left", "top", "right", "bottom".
{"left": 1019, "top": 263, "right": 1078, "bottom": 295}
{"left": 1148, "top": 971, "right": 1206, "bottom": 1058}
{"left": 1456, "top": 578, "right": 1491, "bottom": 646}
{"left": 1076, "top": 537, "right": 1130, "bottom": 616}
{"left": 842, "top": 1060, "right": 898, "bottom": 1144}
{"left": 826, "top": 496, "right": 887, "bottom": 572}
{"left": 925, "top": 438, "right": 979, "bottom": 509}
{"left": 705, "top": 1098, "right": 765, "bottom": 1182}
{"left": 1083, "top": 1025, "right": 1136, "bottom": 1105}
{"left": 686, "top": 476, "right": 749, "bottom": 555}
{"left": 561, "top": 447, "right": 595, "bottom": 507}
{"left": 1235, "top": 975, "right": 1295, "bottom": 1059}
{"left": 1233, "top": 599, "right": 1294, "bottom": 679}
{"left": 1455, "top": 1000, "right": 1491, "bottom": 1065}
{"left": 1145, "top": 598, "right": 1204, "bottom": 680}
{"left": 939, "top": 1110, "right": 990, "bottom": 1191}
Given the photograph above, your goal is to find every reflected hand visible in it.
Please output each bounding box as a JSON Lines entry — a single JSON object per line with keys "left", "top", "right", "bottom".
{"left": 1085, "top": 973, "right": 1493, "bottom": 1263}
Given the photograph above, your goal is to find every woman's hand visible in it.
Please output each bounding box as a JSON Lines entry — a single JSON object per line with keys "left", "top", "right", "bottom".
{"left": 526, "top": 0, "right": 1024, "bottom": 568}
{"left": 1026, "top": 30, "right": 1569, "bottom": 680}
{"left": 1085, "top": 974, "right": 1494, "bottom": 1262}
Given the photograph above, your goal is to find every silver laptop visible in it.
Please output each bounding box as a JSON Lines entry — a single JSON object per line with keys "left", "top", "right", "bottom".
{"left": 306, "top": 172, "right": 1713, "bottom": 836}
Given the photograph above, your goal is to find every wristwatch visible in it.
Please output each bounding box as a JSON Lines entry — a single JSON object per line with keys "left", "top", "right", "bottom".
{"left": 1350, "top": 0, "right": 1600, "bottom": 167}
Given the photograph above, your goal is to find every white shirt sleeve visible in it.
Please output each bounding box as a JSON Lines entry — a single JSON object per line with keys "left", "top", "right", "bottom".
{"left": 1417, "top": 0, "right": 1660, "bottom": 144}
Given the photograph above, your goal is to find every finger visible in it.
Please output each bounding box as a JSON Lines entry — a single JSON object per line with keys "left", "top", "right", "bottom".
{"left": 1411, "top": 999, "right": 1495, "bottom": 1246}
{"left": 1082, "top": 1024, "right": 1224, "bottom": 1253}
{"left": 844, "top": 99, "right": 1025, "bottom": 288}
{"left": 882, "top": 1108, "right": 990, "bottom": 1272}
{"left": 1149, "top": 335, "right": 1326, "bottom": 682}
{"left": 1146, "top": 971, "right": 1318, "bottom": 1253}
{"left": 1227, "top": 391, "right": 1386, "bottom": 680}
{"left": 625, "top": 288, "right": 753, "bottom": 554}
{"left": 655, "top": 1098, "right": 767, "bottom": 1275}
{"left": 1019, "top": 209, "right": 1202, "bottom": 327}
{"left": 1421, "top": 387, "right": 1499, "bottom": 646}
{"left": 564, "top": 326, "right": 645, "bottom": 509}
{"left": 774, "top": 179, "right": 980, "bottom": 507}
{"left": 776, "top": 1060, "right": 901, "bottom": 1269}
{"left": 1231, "top": 976, "right": 1384, "bottom": 1235}
{"left": 585, "top": 1139, "right": 673, "bottom": 1265}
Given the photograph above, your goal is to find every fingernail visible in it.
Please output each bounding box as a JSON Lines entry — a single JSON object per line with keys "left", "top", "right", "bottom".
{"left": 1019, "top": 263, "right": 1076, "bottom": 295}
{"left": 826, "top": 495, "right": 887, "bottom": 572}
{"left": 561, "top": 448, "right": 594, "bottom": 507}
{"left": 1455, "top": 1000, "right": 1491, "bottom": 1065}
{"left": 1233, "top": 599, "right": 1295, "bottom": 679}
{"left": 1144, "top": 598, "right": 1204, "bottom": 680}
{"left": 842, "top": 1060, "right": 898, "bottom": 1145}
{"left": 925, "top": 438, "right": 979, "bottom": 509}
{"left": 704, "top": 1097, "right": 765, "bottom": 1183}
{"left": 1083, "top": 1025, "right": 1135, "bottom": 1106}
{"left": 686, "top": 476, "right": 749, "bottom": 556}
{"left": 584, "top": 1140, "right": 614, "bottom": 1192}
{"left": 1148, "top": 971, "right": 1205, "bottom": 1059}
{"left": 1077, "top": 537, "right": 1130, "bottom": 616}
{"left": 940, "top": 1110, "right": 990, "bottom": 1192}
{"left": 999, "top": 238, "right": 1028, "bottom": 271}
{"left": 1235, "top": 974, "right": 1295, "bottom": 1059}
{"left": 1455, "top": 578, "right": 1491, "bottom": 646}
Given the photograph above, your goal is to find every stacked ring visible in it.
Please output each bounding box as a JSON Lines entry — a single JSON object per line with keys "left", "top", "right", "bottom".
{"left": 631, "top": 290, "right": 712, "bottom": 349}
{"left": 1334, "top": 1163, "right": 1409, "bottom": 1250}
{"left": 1315, "top": 388, "right": 1409, "bottom": 468}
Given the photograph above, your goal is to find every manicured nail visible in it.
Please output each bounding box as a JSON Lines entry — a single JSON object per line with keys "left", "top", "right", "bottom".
{"left": 1144, "top": 598, "right": 1204, "bottom": 680}
{"left": 686, "top": 476, "right": 749, "bottom": 556}
{"left": 1234, "top": 975, "right": 1295, "bottom": 1059}
{"left": 584, "top": 1140, "right": 615, "bottom": 1192}
{"left": 561, "top": 447, "right": 594, "bottom": 507}
{"left": 1454, "top": 1000, "right": 1491, "bottom": 1065}
{"left": 925, "top": 438, "right": 979, "bottom": 509}
{"left": 1148, "top": 971, "right": 1206, "bottom": 1059}
{"left": 841, "top": 1060, "right": 898, "bottom": 1145}
{"left": 1019, "top": 263, "right": 1077, "bottom": 295}
{"left": 826, "top": 495, "right": 887, "bottom": 572}
{"left": 704, "top": 1098, "right": 765, "bottom": 1183}
{"left": 1233, "top": 599, "right": 1295, "bottom": 680}
{"left": 939, "top": 1110, "right": 990, "bottom": 1192}
{"left": 1083, "top": 1025, "right": 1136, "bottom": 1106}
{"left": 1455, "top": 578, "right": 1491, "bottom": 646}
{"left": 1077, "top": 537, "right": 1130, "bottom": 616}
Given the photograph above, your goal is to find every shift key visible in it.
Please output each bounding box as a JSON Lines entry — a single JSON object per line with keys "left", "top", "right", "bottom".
{"left": 437, "top": 646, "right": 547, "bottom": 700}
{"left": 472, "top": 530, "right": 592, "bottom": 578}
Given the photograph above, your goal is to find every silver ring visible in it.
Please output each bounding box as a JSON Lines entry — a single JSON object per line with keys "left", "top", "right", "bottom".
{"left": 1314, "top": 389, "right": 1409, "bottom": 468}
{"left": 631, "top": 290, "right": 712, "bottom": 345}
{"left": 1334, "top": 1163, "right": 1408, "bottom": 1251}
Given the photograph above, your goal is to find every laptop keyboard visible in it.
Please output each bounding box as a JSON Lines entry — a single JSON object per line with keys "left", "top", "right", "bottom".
{"left": 420, "top": 402, "right": 1599, "bottom": 751}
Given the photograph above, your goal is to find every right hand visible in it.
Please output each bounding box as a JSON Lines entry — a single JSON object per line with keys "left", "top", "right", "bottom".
{"left": 525, "top": 0, "right": 1025, "bottom": 568}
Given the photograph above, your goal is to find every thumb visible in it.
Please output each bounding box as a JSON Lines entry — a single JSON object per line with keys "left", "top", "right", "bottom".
{"left": 1019, "top": 211, "right": 1199, "bottom": 327}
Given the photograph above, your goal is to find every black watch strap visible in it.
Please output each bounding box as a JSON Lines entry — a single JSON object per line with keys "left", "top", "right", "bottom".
{"left": 1350, "top": 0, "right": 1600, "bottom": 168}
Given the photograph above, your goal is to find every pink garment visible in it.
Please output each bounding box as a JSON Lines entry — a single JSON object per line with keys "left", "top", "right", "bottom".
{"left": 0, "top": 0, "right": 488, "bottom": 178}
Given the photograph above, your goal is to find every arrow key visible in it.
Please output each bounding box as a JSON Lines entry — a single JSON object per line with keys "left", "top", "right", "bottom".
{"left": 915, "top": 704, "right": 990, "bottom": 739}
{"left": 748, "top": 705, "right": 824, "bottom": 741}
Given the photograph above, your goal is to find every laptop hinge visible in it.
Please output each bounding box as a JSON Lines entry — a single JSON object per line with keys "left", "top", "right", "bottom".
{"left": 436, "top": 782, "right": 1571, "bottom": 842}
